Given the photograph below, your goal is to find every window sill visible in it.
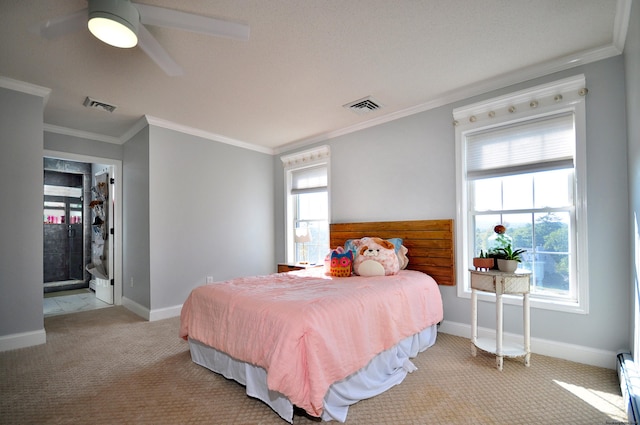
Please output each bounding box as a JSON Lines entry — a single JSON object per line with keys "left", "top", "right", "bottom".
{"left": 458, "top": 287, "right": 588, "bottom": 314}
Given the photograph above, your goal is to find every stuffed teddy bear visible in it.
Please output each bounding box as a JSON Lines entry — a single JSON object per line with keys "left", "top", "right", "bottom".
{"left": 352, "top": 237, "right": 400, "bottom": 277}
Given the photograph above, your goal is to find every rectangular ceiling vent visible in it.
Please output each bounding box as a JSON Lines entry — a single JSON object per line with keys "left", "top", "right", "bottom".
{"left": 83, "top": 96, "right": 117, "bottom": 113}
{"left": 343, "top": 96, "right": 383, "bottom": 114}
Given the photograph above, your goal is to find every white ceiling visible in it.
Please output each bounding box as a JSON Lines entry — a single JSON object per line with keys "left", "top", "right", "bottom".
{"left": 0, "top": 1, "right": 630, "bottom": 153}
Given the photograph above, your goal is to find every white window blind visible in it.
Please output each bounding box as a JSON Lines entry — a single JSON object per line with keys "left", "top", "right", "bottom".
{"left": 290, "top": 165, "right": 327, "bottom": 194}
{"left": 466, "top": 112, "right": 575, "bottom": 180}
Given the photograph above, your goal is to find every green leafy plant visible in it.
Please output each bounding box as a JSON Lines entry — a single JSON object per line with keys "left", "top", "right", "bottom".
{"left": 495, "top": 245, "right": 526, "bottom": 262}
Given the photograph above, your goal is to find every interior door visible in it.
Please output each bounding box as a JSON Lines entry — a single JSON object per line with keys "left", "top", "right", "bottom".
{"left": 91, "top": 171, "right": 113, "bottom": 304}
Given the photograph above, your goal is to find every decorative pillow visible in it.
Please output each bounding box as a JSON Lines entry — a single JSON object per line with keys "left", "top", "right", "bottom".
{"left": 352, "top": 237, "right": 400, "bottom": 276}
{"left": 397, "top": 244, "right": 409, "bottom": 269}
{"left": 329, "top": 249, "right": 353, "bottom": 277}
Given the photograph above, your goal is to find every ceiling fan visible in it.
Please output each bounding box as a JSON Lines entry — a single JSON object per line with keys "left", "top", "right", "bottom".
{"left": 31, "top": 0, "right": 250, "bottom": 76}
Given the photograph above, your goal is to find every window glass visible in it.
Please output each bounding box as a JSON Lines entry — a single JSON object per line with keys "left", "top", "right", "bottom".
{"left": 294, "top": 191, "right": 329, "bottom": 265}
{"left": 534, "top": 169, "right": 572, "bottom": 208}
{"left": 503, "top": 174, "right": 533, "bottom": 210}
{"left": 471, "top": 171, "right": 574, "bottom": 301}
{"left": 473, "top": 179, "right": 502, "bottom": 212}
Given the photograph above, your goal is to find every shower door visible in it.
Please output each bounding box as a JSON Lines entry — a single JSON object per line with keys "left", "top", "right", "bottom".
{"left": 43, "top": 173, "right": 84, "bottom": 284}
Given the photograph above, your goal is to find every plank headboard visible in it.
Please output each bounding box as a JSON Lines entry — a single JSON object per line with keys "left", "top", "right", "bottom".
{"left": 329, "top": 219, "right": 455, "bottom": 286}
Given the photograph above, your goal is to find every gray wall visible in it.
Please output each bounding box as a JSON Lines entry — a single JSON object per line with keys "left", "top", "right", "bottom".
{"left": 276, "top": 56, "right": 630, "bottom": 354}
{"left": 626, "top": 0, "right": 640, "bottom": 358}
{"left": 0, "top": 87, "right": 45, "bottom": 337}
{"left": 44, "top": 132, "right": 123, "bottom": 161}
{"left": 123, "top": 125, "right": 275, "bottom": 312}
{"left": 122, "top": 127, "right": 151, "bottom": 308}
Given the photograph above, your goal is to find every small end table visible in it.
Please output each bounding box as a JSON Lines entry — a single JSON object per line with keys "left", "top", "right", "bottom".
{"left": 470, "top": 269, "right": 531, "bottom": 371}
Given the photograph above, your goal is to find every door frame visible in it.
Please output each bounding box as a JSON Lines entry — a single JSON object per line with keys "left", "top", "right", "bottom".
{"left": 44, "top": 150, "right": 123, "bottom": 306}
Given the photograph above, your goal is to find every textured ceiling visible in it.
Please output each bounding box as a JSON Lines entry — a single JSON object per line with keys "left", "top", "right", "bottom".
{"left": 0, "top": 0, "right": 629, "bottom": 153}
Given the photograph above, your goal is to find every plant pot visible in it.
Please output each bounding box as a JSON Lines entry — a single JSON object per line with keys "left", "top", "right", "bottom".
{"left": 473, "top": 257, "right": 494, "bottom": 271}
{"left": 497, "top": 259, "right": 518, "bottom": 273}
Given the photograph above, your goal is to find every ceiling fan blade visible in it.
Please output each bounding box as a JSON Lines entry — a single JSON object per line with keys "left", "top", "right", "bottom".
{"left": 137, "top": 24, "right": 183, "bottom": 77}
{"left": 31, "top": 8, "right": 87, "bottom": 39}
{"left": 134, "top": 3, "right": 249, "bottom": 41}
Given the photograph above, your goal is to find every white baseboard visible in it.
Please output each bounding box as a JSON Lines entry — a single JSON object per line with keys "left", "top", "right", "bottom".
{"left": 121, "top": 297, "right": 150, "bottom": 320}
{"left": 121, "top": 297, "right": 182, "bottom": 322}
{"left": 439, "top": 319, "right": 617, "bottom": 370}
{"left": 0, "top": 328, "right": 46, "bottom": 352}
{"left": 149, "top": 304, "right": 182, "bottom": 321}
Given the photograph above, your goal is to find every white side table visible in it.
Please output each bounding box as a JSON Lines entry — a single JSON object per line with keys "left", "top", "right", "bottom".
{"left": 470, "top": 269, "right": 531, "bottom": 371}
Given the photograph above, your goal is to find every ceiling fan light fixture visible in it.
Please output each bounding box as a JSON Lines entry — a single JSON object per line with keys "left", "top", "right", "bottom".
{"left": 88, "top": 0, "right": 139, "bottom": 48}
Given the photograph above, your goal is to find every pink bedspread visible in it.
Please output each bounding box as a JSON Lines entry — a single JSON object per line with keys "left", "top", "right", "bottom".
{"left": 179, "top": 268, "right": 443, "bottom": 417}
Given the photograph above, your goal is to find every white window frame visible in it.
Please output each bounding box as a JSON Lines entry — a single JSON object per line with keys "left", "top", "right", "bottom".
{"left": 454, "top": 75, "right": 589, "bottom": 314}
{"left": 281, "top": 146, "right": 331, "bottom": 264}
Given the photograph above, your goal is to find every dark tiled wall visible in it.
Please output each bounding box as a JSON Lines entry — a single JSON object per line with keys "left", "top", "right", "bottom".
{"left": 43, "top": 159, "right": 92, "bottom": 284}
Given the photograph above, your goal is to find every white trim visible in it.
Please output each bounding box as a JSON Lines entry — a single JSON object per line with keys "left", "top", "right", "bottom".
{"left": 613, "top": 0, "right": 632, "bottom": 53}
{"left": 0, "top": 329, "right": 46, "bottom": 352}
{"left": 439, "top": 320, "right": 617, "bottom": 370}
{"left": 280, "top": 145, "right": 330, "bottom": 169}
{"left": 452, "top": 74, "right": 586, "bottom": 124}
{"left": 122, "top": 299, "right": 181, "bottom": 321}
{"left": 121, "top": 296, "right": 149, "bottom": 320}
{"left": 456, "top": 288, "right": 589, "bottom": 315}
{"left": 120, "top": 116, "right": 149, "bottom": 143}
{"left": 0, "top": 76, "right": 51, "bottom": 103}
{"left": 44, "top": 124, "right": 121, "bottom": 144}
{"left": 149, "top": 304, "right": 183, "bottom": 321}
{"left": 43, "top": 150, "right": 124, "bottom": 308}
{"left": 144, "top": 115, "right": 274, "bottom": 155}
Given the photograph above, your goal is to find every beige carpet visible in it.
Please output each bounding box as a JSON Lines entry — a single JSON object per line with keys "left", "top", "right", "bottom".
{"left": 0, "top": 306, "right": 626, "bottom": 424}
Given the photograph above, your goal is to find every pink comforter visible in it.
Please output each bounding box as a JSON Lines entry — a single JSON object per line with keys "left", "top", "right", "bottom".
{"left": 179, "top": 268, "right": 443, "bottom": 417}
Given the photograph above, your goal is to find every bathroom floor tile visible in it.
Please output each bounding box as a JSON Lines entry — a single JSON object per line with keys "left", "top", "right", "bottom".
{"left": 43, "top": 289, "right": 112, "bottom": 317}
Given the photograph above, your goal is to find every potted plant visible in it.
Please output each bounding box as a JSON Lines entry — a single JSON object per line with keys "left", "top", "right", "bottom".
{"left": 472, "top": 250, "right": 494, "bottom": 271}
{"left": 494, "top": 245, "right": 526, "bottom": 273}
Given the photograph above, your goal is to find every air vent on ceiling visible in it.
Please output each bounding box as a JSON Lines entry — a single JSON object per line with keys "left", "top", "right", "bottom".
{"left": 83, "top": 96, "right": 117, "bottom": 113}
{"left": 343, "top": 96, "right": 383, "bottom": 114}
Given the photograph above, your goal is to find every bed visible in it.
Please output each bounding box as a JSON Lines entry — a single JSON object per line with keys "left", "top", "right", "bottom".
{"left": 179, "top": 219, "right": 454, "bottom": 422}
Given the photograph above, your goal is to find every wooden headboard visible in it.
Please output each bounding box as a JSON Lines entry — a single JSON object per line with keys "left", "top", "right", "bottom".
{"left": 330, "top": 219, "right": 455, "bottom": 286}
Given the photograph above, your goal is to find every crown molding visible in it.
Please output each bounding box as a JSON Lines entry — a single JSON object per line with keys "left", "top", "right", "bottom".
{"left": 44, "top": 123, "right": 120, "bottom": 144}
{"left": 119, "top": 116, "right": 149, "bottom": 143}
{"left": 277, "top": 41, "right": 623, "bottom": 154}
{"left": 280, "top": 145, "right": 330, "bottom": 168}
{"left": 0, "top": 76, "right": 51, "bottom": 104}
{"left": 613, "top": 0, "right": 632, "bottom": 53}
{"left": 143, "top": 115, "right": 274, "bottom": 155}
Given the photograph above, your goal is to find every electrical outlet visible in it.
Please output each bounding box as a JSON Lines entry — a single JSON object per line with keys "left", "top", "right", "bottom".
{"left": 130, "top": 277, "right": 134, "bottom": 287}
{"left": 206, "top": 276, "right": 214, "bottom": 284}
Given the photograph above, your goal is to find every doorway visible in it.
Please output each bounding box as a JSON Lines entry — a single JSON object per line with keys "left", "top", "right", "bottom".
{"left": 43, "top": 165, "right": 89, "bottom": 291}
{"left": 43, "top": 152, "right": 122, "bottom": 316}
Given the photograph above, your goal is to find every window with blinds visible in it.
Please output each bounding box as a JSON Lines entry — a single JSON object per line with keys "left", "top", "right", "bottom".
{"left": 282, "top": 147, "right": 330, "bottom": 265}
{"left": 454, "top": 75, "right": 588, "bottom": 314}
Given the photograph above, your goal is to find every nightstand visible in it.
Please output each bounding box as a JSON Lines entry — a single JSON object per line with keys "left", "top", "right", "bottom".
{"left": 277, "top": 263, "right": 319, "bottom": 273}
{"left": 470, "top": 269, "right": 531, "bottom": 371}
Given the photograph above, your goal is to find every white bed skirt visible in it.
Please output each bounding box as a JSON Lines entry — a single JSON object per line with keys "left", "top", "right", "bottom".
{"left": 188, "top": 324, "right": 438, "bottom": 423}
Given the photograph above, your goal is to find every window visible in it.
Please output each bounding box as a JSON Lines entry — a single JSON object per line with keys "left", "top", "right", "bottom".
{"left": 282, "top": 146, "right": 330, "bottom": 265}
{"left": 454, "top": 75, "right": 588, "bottom": 313}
